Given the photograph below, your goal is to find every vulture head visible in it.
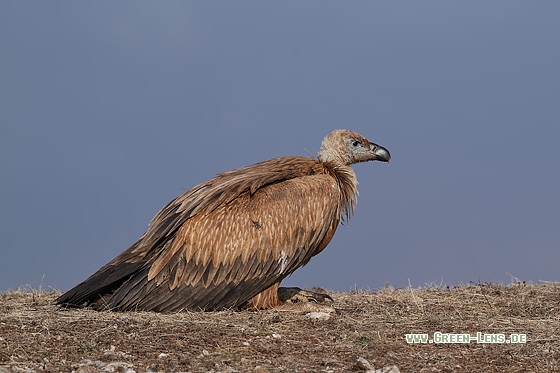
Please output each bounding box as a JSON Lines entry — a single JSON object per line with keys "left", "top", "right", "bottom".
{"left": 317, "top": 129, "right": 391, "bottom": 165}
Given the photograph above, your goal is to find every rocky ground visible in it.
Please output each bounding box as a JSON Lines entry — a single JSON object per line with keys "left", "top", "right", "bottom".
{"left": 1, "top": 282, "right": 559, "bottom": 372}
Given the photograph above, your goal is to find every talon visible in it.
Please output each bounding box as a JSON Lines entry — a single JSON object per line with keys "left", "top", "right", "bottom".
{"left": 278, "top": 287, "right": 334, "bottom": 305}
{"left": 310, "top": 292, "right": 333, "bottom": 303}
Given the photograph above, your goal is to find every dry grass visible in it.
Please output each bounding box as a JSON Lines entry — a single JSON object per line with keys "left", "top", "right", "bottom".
{"left": 1, "top": 282, "right": 559, "bottom": 372}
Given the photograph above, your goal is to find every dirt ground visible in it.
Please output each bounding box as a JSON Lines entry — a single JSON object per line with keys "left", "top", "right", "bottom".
{"left": 1, "top": 282, "right": 559, "bottom": 372}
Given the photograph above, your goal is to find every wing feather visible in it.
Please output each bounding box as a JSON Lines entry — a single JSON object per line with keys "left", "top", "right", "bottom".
{"left": 103, "top": 173, "right": 341, "bottom": 311}
{"left": 58, "top": 156, "right": 356, "bottom": 312}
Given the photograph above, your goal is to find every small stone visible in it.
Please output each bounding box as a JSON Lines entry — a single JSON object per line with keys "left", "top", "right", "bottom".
{"left": 306, "top": 311, "right": 331, "bottom": 320}
{"left": 103, "top": 362, "right": 135, "bottom": 372}
{"left": 356, "top": 356, "right": 374, "bottom": 370}
{"left": 375, "top": 366, "right": 400, "bottom": 373}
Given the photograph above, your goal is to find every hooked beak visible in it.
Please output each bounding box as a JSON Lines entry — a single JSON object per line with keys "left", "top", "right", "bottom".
{"left": 370, "top": 142, "right": 391, "bottom": 163}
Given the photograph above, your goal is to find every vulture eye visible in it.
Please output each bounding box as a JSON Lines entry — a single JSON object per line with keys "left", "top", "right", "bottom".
{"left": 351, "top": 140, "right": 361, "bottom": 147}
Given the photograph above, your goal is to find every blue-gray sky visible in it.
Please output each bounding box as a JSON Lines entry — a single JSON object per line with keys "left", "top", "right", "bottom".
{"left": 1, "top": 2, "right": 559, "bottom": 293}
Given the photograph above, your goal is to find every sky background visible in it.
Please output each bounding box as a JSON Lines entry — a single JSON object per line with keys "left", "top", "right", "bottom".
{"left": 1, "top": 2, "right": 559, "bottom": 293}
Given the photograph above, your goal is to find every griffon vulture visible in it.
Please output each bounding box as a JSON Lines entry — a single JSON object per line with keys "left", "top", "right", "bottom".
{"left": 57, "top": 129, "right": 390, "bottom": 312}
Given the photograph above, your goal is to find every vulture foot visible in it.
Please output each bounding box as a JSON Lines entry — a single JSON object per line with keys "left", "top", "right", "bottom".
{"left": 278, "top": 287, "right": 333, "bottom": 304}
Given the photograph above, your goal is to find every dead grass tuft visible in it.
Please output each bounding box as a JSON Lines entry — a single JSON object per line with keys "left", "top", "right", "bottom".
{"left": 1, "top": 282, "right": 559, "bottom": 372}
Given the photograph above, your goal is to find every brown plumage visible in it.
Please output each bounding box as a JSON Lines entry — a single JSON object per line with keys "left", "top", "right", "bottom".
{"left": 57, "top": 130, "right": 390, "bottom": 312}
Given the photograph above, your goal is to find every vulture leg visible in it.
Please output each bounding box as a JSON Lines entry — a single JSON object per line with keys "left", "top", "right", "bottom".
{"left": 246, "top": 284, "right": 334, "bottom": 310}
{"left": 245, "top": 282, "right": 284, "bottom": 309}
{"left": 278, "top": 287, "right": 334, "bottom": 304}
